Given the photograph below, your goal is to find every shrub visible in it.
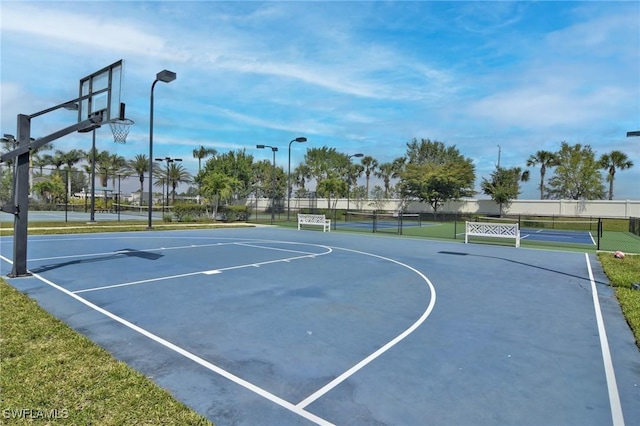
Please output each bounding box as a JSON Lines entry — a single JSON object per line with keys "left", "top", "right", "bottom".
{"left": 218, "top": 205, "right": 250, "bottom": 222}
{"left": 173, "top": 203, "right": 207, "bottom": 221}
{"left": 180, "top": 214, "right": 196, "bottom": 223}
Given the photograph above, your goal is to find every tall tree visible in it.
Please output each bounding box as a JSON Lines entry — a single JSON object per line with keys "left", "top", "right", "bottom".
{"left": 526, "top": 150, "right": 558, "bottom": 199}
{"left": 347, "top": 162, "right": 364, "bottom": 194}
{"left": 106, "top": 154, "right": 127, "bottom": 188}
{"left": 193, "top": 145, "right": 217, "bottom": 202}
{"left": 200, "top": 172, "right": 241, "bottom": 218}
{"left": 2, "top": 136, "right": 51, "bottom": 197}
{"left": 401, "top": 161, "right": 476, "bottom": 212}
{"left": 252, "top": 159, "right": 283, "bottom": 199}
{"left": 200, "top": 149, "right": 254, "bottom": 201}
{"left": 193, "top": 145, "right": 218, "bottom": 173}
{"left": 599, "top": 150, "right": 634, "bottom": 200}
{"left": 59, "top": 149, "right": 84, "bottom": 196}
{"left": 398, "top": 138, "right": 475, "bottom": 210}
{"left": 32, "top": 154, "right": 50, "bottom": 174}
{"left": 361, "top": 156, "right": 378, "bottom": 198}
{"left": 50, "top": 151, "right": 65, "bottom": 171}
{"left": 32, "top": 175, "right": 65, "bottom": 204}
{"left": 303, "top": 146, "right": 343, "bottom": 186}
{"left": 123, "top": 154, "right": 149, "bottom": 203}
{"left": 316, "top": 176, "right": 347, "bottom": 209}
{"left": 546, "top": 142, "right": 605, "bottom": 200}
{"left": 166, "top": 162, "right": 192, "bottom": 204}
{"left": 374, "top": 163, "right": 396, "bottom": 198}
{"left": 481, "top": 166, "right": 530, "bottom": 215}
{"left": 293, "top": 163, "right": 311, "bottom": 195}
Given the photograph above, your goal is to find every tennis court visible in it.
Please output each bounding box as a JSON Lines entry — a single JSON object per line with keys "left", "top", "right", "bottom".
{"left": 1, "top": 227, "right": 638, "bottom": 425}
{"left": 0, "top": 208, "right": 161, "bottom": 223}
{"left": 489, "top": 216, "right": 599, "bottom": 246}
{"left": 338, "top": 211, "right": 428, "bottom": 234}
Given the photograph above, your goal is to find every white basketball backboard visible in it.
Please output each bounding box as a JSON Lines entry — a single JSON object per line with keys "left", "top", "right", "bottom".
{"left": 78, "top": 60, "right": 123, "bottom": 123}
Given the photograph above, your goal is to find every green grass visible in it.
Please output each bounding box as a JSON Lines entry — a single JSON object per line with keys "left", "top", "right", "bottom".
{"left": 0, "top": 280, "right": 212, "bottom": 425}
{"left": 597, "top": 252, "right": 640, "bottom": 347}
{"left": 0, "top": 220, "right": 253, "bottom": 236}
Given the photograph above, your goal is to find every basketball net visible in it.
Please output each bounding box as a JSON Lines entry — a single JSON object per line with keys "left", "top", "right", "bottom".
{"left": 108, "top": 118, "right": 134, "bottom": 144}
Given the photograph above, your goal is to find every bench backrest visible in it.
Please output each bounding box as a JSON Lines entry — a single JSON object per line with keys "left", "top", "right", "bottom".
{"left": 298, "top": 214, "right": 327, "bottom": 224}
{"left": 465, "top": 221, "right": 520, "bottom": 247}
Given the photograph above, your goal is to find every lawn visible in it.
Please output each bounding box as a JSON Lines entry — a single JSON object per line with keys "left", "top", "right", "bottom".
{"left": 597, "top": 252, "right": 640, "bottom": 347}
{"left": 0, "top": 279, "right": 212, "bottom": 425}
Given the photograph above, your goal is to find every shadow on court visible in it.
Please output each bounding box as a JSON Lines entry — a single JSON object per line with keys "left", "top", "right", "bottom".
{"left": 29, "top": 249, "right": 163, "bottom": 274}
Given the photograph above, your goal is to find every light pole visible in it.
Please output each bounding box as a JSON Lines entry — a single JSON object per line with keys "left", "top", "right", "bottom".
{"left": 287, "top": 136, "right": 307, "bottom": 221}
{"left": 148, "top": 69, "right": 176, "bottom": 229}
{"left": 346, "top": 153, "right": 363, "bottom": 214}
{"left": 155, "top": 157, "right": 182, "bottom": 212}
{"left": 257, "top": 144, "right": 278, "bottom": 224}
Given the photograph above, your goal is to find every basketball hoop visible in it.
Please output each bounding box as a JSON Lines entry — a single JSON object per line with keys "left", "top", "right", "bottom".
{"left": 108, "top": 118, "right": 134, "bottom": 144}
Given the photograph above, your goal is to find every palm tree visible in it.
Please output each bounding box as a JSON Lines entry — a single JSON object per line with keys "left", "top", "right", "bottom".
{"left": 201, "top": 172, "right": 241, "bottom": 218}
{"left": 193, "top": 146, "right": 217, "bottom": 202}
{"left": 374, "top": 163, "right": 396, "bottom": 198}
{"left": 347, "top": 163, "right": 364, "bottom": 192}
{"left": 361, "top": 156, "right": 378, "bottom": 198}
{"left": 526, "top": 150, "right": 558, "bottom": 199}
{"left": 193, "top": 145, "right": 217, "bottom": 173}
{"left": 33, "top": 153, "right": 52, "bottom": 174}
{"left": 317, "top": 176, "right": 347, "bottom": 209}
{"left": 293, "top": 163, "right": 311, "bottom": 194}
{"left": 166, "top": 162, "right": 192, "bottom": 204}
{"left": 0, "top": 136, "right": 49, "bottom": 187}
{"left": 50, "top": 151, "right": 65, "bottom": 171}
{"left": 107, "top": 154, "right": 127, "bottom": 188}
{"left": 599, "top": 151, "right": 634, "bottom": 200}
{"left": 60, "top": 149, "right": 84, "bottom": 196}
{"left": 123, "top": 154, "right": 149, "bottom": 204}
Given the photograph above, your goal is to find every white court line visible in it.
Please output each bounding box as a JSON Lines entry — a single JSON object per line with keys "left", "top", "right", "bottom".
{"left": 28, "top": 242, "right": 234, "bottom": 262}
{"left": 296, "top": 246, "right": 436, "bottom": 409}
{"left": 233, "top": 242, "right": 319, "bottom": 255}
{"left": 21, "top": 269, "right": 334, "bottom": 426}
{"left": 74, "top": 271, "right": 208, "bottom": 294}
{"left": 2, "top": 239, "right": 435, "bottom": 424}
{"left": 584, "top": 253, "right": 625, "bottom": 426}
{"left": 73, "top": 244, "right": 332, "bottom": 294}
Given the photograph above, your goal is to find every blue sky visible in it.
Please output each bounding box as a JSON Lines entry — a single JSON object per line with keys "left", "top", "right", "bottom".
{"left": 1, "top": 1, "right": 639, "bottom": 200}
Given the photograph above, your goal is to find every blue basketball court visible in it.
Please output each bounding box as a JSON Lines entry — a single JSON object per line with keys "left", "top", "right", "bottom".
{"left": 1, "top": 227, "right": 638, "bottom": 425}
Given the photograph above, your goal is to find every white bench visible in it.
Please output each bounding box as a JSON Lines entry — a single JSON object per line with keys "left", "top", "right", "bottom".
{"left": 465, "top": 221, "right": 520, "bottom": 247}
{"left": 298, "top": 214, "right": 331, "bottom": 232}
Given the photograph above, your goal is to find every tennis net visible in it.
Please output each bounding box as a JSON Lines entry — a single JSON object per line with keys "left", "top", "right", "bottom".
{"left": 476, "top": 216, "right": 601, "bottom": 237}
{"left": 345, "top": 211, "right": 421, "bottom": 234}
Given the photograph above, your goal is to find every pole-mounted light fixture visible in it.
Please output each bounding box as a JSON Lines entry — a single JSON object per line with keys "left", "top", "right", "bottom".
{"left": 346, "top": 153, "right": 364, "bottom": 214}
{"left": 148, "top": 69, "right": 177, "bottom": 229}
{"left": 257, "top": 144, "right": 279, "bottom": 224}
{"left": 287, "top": 137, "right": 307, "bottom": 221}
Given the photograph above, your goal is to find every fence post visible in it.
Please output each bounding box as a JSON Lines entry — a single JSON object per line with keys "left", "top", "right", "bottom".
{"left": 454, "top": 214, "right": 457, "bottom": 239}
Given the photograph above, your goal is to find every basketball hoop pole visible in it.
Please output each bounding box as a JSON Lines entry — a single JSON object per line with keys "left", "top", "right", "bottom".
{"left": 2, "top": 109, "right": 104, "bottom": 277}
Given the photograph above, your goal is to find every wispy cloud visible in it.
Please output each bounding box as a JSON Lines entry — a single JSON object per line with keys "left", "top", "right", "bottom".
{"left": 1, "top": 1, "right": 638, "bottom": 200}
